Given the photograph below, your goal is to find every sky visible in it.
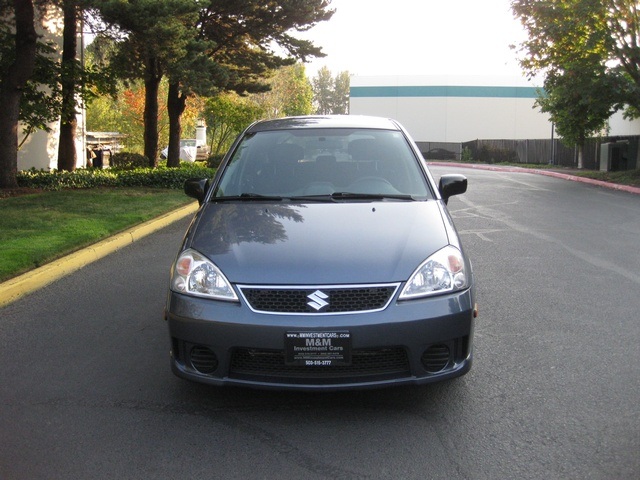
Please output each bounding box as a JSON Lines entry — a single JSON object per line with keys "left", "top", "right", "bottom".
{"left": 298, "top": 0, "right": 528, "bottom": 80}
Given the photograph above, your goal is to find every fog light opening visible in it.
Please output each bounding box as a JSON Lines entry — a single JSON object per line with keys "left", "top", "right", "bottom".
{"left": 189, "top": 345, "right": 218, "bottom": 374}
{"left": 421, "top": 344, "right": 451, "bottom": 373}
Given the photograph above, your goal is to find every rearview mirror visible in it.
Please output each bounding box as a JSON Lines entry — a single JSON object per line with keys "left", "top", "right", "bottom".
{"left": 184, "top": 178, "right": 210, "bottom": 205}
{"left": 438, "top": 174, "right": 467, "bottom": 204}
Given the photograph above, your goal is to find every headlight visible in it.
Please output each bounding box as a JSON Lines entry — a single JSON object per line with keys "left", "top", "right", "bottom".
{"left": 170, "top": 249, "right": 238, "bottom": 301}
{"left": 399, "top": 246, "right": 468, "bottom": 300}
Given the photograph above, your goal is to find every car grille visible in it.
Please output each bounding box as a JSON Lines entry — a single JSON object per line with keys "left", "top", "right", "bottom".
{"left": 238, "top": 284, "right": 399, "bottom": 314}
{"left": 229, "top": 347, "right": 410, "bottom": 383}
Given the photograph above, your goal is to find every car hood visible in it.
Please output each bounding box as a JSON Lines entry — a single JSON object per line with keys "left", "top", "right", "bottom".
{"left": 188, "top": 201, "right": 451, "bottom": 285}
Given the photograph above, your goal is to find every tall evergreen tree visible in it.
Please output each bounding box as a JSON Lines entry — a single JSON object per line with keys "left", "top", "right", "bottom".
{"left": 97, "top": 0, "right": 201, "bottom": 166}
{"left": 163, "top": 0, "right": 333, "bottom": 167}
{"left": 55, "top": 0, "right": 109, "bottom": 171}
{"left": 96, "top": 0, "right": 333, "bottom": 167}
{"left": 0, "top": 0, "right": 38, "bottom": 189}
{"left": 56, "top": 0, "right": 79, "bottom": 171}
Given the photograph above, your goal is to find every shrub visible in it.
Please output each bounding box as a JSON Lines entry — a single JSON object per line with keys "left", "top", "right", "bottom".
{"left": 114, "top": 165, "right": 216, "bottom": 189}
{"left": 109, "top": 152, "right": 149, "bottom": 170}
{"left": 461, "top": 147, "right": 473, "bottom": 162}
{"left": 17, "top": 168, "right": 119, "bottom": 190}
{"left": 207, "top": 153, "right": 225, "bottom": 169}
{"left": 477, "top": 145, "right": 518, "bottom": 164}
{"left": 17, "top": 164, "right": 216, "bottom": 191}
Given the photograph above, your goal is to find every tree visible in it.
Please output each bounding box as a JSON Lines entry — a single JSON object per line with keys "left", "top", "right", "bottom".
{"left": 252, "top": 63, "right": 314, "bottom": 118}
{"left": 278, "top": 63, "right": 314, "bottom": 116}
{"left": 161, "top": 0, "right": 333, "bottom": 167}
{"left": 513, "top": 0, "right": 616, "bottom": 166}
{"left": 0, "top": 0, "right": 38, "bottom": 189}
{"left": 512, "top": 0, "right": 640, "bottom": 166}
{"left": 197, "top": 0, "right": 333, "bottom": 91}
{"left": 90, "top": 0, "right": 333, "bottom": 169}
{"left": 56, "top": 0, "right": 79, "bottom": 171}
{"left": 55, "top": 0, "right": 110, "bottom": 171}
{"left": 538, "top": 63, "right": 621, "bottom": 167}
{"left": 116, "top": 80, "right": 168, "bottom": 153}
{"left": 96, "top": 0, "right": 201, "bottom": 167}
{"left": 607, "top": 0, "right": 640, "bottom": 115}
{"left": 96, "top": 0, "right": 332, "bottom": 168}
{"left": 311, "top": 66, "right": 350, "bottom": 114}
{"left": 202, "top": 92, "right": 264, "bottom": 156}
{"left": 15, "top": 39, "right": 61, "bottom": 152}
{"left": 333, "top": 70, "right": 350, "bottom": 114}
{"left": 311, "top": 66, "right": 333, "bottom": 114}
{"left": 165, "top": 36, "right": 227, "bottom": 167}
{"left": 86, "top": 77, "right": 201, "bottom": 155}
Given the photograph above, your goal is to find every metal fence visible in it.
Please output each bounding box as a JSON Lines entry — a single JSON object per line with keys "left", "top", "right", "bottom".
{"left": 416, "top": 142, "right": 461, "bottom": 161}
{"left": 419, "top": 136, "right": 639, "bottom": 171}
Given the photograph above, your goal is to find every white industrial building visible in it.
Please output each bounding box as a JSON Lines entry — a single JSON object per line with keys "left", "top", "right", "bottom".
{"left": 350, "top": 75, "right": 552, "bottom": 142}
{"left": 349, "top": 75, "right": 640, "bottom": 142}
{"left": 349, "top": 75, "right": 640, "bottom": 170}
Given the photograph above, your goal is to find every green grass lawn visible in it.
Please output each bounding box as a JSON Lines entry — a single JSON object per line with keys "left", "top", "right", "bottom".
{"left": 0, "top": 188, "right": 194, "bottom": 282}
{"left": 570, "top": 168, "right": 640, "bottom": 186}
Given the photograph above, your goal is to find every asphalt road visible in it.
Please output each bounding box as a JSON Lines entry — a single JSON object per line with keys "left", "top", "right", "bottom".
{"left": 1, "top": 166, "right": 639, "bottom": 480}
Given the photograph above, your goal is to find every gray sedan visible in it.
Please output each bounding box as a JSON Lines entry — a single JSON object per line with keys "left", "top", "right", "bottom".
{"left": 165, "top": 115, "right": 476, "bottom": 390}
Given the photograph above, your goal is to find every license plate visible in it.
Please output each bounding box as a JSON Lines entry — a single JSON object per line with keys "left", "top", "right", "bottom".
{"left": 285, "top": 331, "right": 352, "bottom": 366}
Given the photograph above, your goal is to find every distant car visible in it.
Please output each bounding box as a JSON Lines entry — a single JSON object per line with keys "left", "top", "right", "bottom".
{"left": 165, "top": 115, "right": 476, "bottom": 391}
{"left": 425, "top": 148, "right": 457, "bottom": 160}
{"left": 160, "top": 139, "right": 207, "bottom": 162}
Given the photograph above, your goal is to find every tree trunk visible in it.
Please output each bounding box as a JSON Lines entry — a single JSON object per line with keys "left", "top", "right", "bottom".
{"left": 577, "top": 134, "right": 586, "bottom": 169}
{"left": 0, "top": 0, "right": 37, "bottom": 189}
{"left": 577, "top": 143, "right": 584, "bottom": 169}
{"left": 57, "top": 0, "right": 78, "bottom": 171}
{"left": 143, "top": 58, "right": 162, "bottom": 168}
{"left": 166, "top": 82, "right": 187, "bottom": 168}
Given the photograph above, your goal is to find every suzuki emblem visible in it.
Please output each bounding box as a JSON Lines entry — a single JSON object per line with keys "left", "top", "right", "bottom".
{"left": 307, "top": 290, "right": 329, "bottom": 311}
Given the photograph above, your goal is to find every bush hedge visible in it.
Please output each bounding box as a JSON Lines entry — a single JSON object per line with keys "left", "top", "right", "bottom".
{"left": 207, "top": 153, "right": 225, "bottom": 168}
{"left": 109, "top": 152, "right": 149, "bottom": 170}
{"left": 476, "top": 145, "right": 519, "bottom": 164}
{"left": 17, "top": 164, "right": 216, "bottom": 191}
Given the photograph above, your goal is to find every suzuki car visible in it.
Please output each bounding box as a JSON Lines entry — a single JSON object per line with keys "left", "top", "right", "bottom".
{"left": 165, "top": 115, "right": 476, "bottom": 391}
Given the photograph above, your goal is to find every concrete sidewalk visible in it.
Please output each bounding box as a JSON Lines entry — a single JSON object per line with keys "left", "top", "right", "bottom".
{"left": 0, "top": 202, "right": 199, "bottom": 308}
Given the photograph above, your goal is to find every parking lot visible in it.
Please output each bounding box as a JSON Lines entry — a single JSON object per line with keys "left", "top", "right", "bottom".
{"left": 1, "top": 166, "right": 638, "bottom": 479}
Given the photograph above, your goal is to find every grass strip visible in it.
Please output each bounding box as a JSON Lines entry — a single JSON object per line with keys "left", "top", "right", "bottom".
{"left": 568, "top": 168, "right": 640, "bottom": 187}
{"left": 0, "top": 188, "right": 193, "bottom": 282}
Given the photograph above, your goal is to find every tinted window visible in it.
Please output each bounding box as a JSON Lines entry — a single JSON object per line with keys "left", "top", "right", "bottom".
{"left": 214, "top": 128, "right": 431, "bottom": 198}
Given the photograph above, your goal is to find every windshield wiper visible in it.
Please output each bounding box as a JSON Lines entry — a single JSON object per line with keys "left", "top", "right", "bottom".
{"left": 211, "top": 193, "right": 285, "bottom": 202}
{"left": 286, "top": 192, "right": 421, "bottom": 202}
{"left": 286, "top": 195, "right": 336, "bottom": 202}
{"left": 212, "top": 192, "right": 423, "bottom": 203}
{"left": 329, "top": 192, "right": 420, "bottom": 201}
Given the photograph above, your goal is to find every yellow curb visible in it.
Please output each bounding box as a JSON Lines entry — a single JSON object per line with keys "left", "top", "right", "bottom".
{"left": 0, "top": 202, "right": 199, "bottom": 309}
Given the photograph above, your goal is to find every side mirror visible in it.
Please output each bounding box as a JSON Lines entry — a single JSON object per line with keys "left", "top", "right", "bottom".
{"left": 438, "top": 174, "right": 467, "bottom": 204}
{"left": 184, "top": 178, "right": 210, "bottom": 205}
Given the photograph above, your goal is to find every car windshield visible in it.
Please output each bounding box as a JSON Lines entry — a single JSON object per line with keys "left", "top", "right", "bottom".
{"left": 213, "top": 128, "right": 432, "bottom": 200}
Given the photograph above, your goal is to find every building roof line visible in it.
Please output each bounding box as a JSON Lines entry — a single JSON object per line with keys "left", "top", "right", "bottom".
{"left": 350, "top": 85, "right": 540, "bottom": 99}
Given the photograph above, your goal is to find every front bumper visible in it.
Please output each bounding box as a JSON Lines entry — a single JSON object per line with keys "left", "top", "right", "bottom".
{"left": 165, "top": 287, "right": 476, "bottom": 391}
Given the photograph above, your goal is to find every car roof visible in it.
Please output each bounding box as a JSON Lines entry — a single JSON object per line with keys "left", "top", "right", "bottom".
{"left": 245, "top": 115, "right": 403, "bottom": 133}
